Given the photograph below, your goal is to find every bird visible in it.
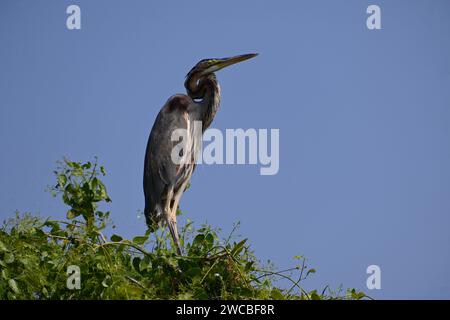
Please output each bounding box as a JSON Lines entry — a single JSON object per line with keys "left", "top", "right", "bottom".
{"left": 143, "top": 53, "right": 258, "bottom": 255}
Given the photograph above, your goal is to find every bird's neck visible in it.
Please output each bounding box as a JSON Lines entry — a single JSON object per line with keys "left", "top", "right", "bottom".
{"left": 185, "top": 73, "right": 221, "bottom": 130}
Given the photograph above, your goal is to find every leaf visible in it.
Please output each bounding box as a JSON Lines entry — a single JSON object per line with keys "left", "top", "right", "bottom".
{"left": 306, "top": 268, "right": 316, "bottom": 276}
{"left": 132, "top": 257, "right": 141, "bottom": 272}
{"left": 178, "top": 292, "right": 194, "bottom": 299}
{"left": 82, "top": 162, "right": 91, "bottom": 169}
{"left": 245, "top": 261, "right": 255, "bottom": 272}
{"left": 4, "top": 252, "right": 15, "bottom": 264}
{"left": 57, "top": 174, "right": 67, "bottom": 188}
{"left": 351, "top": 289, "right": 366, "bottom": 300}
{"left": 240, "top": 288, "right": 254, "bottom": 298}
{"left": 132, "top": 236, "right": 148, "bottom": 245}
{"left": 193, "top": 234, "right": 204, "bottom": 246}
{"left": 0, "top": 241, "right": 7, "bottom": 252}
{"left": 44, "top": 220, "right": 59, "bottom": 230}
{"left": 139, "top": 258, "right": 151, "bottom": 272}
{"left": 231, "top": 238, "right": 247, "bottom": 256}
{"left": 185, "top": 267, "right": 202, "bottom": 279}
{"left": 102, "top": 275, "right": 112, "bottom": 288}
{"left": 270, "top": 288, "right": 285, "bottom": 300}
{"left": 33, "top": 228, "right": 46, "bottom": 238}
{"left": 66, "top": 210, "right": 80, "bottom": 220}
{"left": 310, "top": 290, "right": 321, "bottom": 300}
{"left": 178, "top": 258, "right": 194, "bottom": 272}
{"left": 96, "top": 181, "right": 109, "bottom": 200}
{"left": 19, "top": 257, "right": 31, "bottom": 268}
{"left": 110, "top": 234, "right": 123, "bottom": 242}
{"left": 8, "top": 279, "right": 20, "bottom": 294}
{"left": 194, "top": 288, "right": 208, "bottom": 299}
{"left": 205, "top": 233, "right": 214, "bottom": 248}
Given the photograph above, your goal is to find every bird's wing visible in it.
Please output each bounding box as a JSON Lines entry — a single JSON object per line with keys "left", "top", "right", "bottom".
{"left": 143, "top": 95, "right": 194, "bottom": 214}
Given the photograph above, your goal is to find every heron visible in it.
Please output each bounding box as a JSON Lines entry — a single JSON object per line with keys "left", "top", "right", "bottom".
{"left": 143, "top": 53, "right": 258, "bottom": 255}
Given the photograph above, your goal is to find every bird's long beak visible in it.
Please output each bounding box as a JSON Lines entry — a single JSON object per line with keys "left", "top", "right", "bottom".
{"left": 213, "top": 53, "right": 258, "bottom": 72}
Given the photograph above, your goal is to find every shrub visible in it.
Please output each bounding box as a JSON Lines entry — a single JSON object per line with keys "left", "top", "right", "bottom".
{"left": 0, "top": 158, "right": 366, "bottom": 300}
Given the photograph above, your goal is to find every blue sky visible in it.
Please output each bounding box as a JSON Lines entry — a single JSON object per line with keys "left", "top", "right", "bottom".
{"left": 1, "top": 0, "right": 449, "bottom": 299}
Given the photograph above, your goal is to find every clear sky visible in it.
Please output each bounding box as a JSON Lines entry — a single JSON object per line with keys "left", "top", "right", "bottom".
{"left": 1, "top": 0, "right": 449, "bottom": 299}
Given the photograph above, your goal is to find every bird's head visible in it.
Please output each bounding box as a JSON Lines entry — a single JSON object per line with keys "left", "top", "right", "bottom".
{"left": 186, "top": 53, "right": 258, "bottom": 79}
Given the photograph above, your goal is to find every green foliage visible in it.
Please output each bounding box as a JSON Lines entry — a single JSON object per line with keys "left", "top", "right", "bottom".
{"left": 0, "top": 158, "right": 367, "bottom": 300}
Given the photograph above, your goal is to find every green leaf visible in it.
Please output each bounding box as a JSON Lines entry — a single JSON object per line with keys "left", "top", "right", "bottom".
{"left": 8, "top": 279, "right": 20, "bottom": 294}
{"left": 245, "top": 261, "right": 255, "bottom": 272}
{"left": 97, "top": 181, "right": 108, "bottom": 199}
{"left": 139, "top": 257, "right": 151, "bottom": 272}
{"left": 57, "top": 174, "right": 67, "bottom": 188}
{"left": 132, "top": 257, "right": 141, "bottom": 272}
{"left": 205, "top": 233, "right": 214, "bottom": 247}
{"left": 178, "top": 258, "right": 194, "bottom": 272}
{"left": 66, "top": 210, "right": 80, "bottom": 220}
{"left": 82, "top": 162, "right": 91, "bottom": 169}
{"left": 33, "top": 228, "right": 46, "bottom": 238}
{"left": 0, "top": 240, "right": 7, "bottom": 252}
{"left": 177, "top": 292, "right": 194, "bottom": 299}
{"left": 270, "top": 288, "right": 285, "bottom": 300}
{"left": 193, "top": 234, "right": 204, "bottom": 246}
{"left": 110, "top": 234, "right": 123, "bottom": 242}
{"left": 185, "top": 267, "right": 202, "bottom": 279}
{"left": 310, "top": 290, "right": 321, "bottom": 300}
{"left": 306, "top": 268, "right": 316, "bottom": 276}
{"left": 132, "top": 236, "right": 148, "bottom": 245}
{"left": 194, "top": 288, "right": 208, "bottom": 299}
{"left": 351, "top": 289, "right": 366, "bottom": 300}
{"left": 102, "top": 275, "right": 112, "bottom": 288}
{"left": 4, "top": 252, "right": 14, "bottom": 264}
{"left": 1, "top": 269, "right": 9, "bottom": 279}
{"left": 231, "top": 238, "right": 247, "bottom": 256}
{"left": 239, "top": 287, "right": 254, "bottom": 298}
{"left": 44, "top": 220, "right": 59, "bottom": 230}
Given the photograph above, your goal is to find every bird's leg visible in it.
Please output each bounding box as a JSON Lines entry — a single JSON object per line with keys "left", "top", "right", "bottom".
{"left": 171, "top": 179, "right": 190, "bottom": 221}
{"left": 164, "top": 187, "right": 182, "bottom": 255}
{"left": 168, "top": 179, "right": 190, "bottom": 252}
{"left": 168, "top": 219, "right": 182, "bottom": 255}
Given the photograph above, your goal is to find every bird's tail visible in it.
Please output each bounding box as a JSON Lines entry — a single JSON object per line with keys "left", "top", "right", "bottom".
{"left": 167, "top": 218, "right": 182, "bottom": 255}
